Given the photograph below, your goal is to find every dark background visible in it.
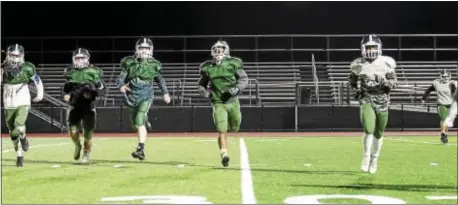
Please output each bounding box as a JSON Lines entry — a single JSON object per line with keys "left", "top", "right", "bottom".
{"left": 2, "top": 1, "right": 458, "bottom": 37}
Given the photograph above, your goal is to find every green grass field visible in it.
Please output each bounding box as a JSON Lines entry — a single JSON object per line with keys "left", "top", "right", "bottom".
{"left": 1, "top": 135, "right": 457, "bottom": 204}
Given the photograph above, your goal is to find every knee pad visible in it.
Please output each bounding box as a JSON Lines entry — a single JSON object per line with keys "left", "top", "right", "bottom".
{"left": 229, "top": 126, "right": 240, "bottom": 132}
{"left": 12, "top": 126, "right": 26, "bottom": 137}
{"left": 10, "top": 135, "right": 19, "bottom": 142}
{"left": 69, "top": 126, "right": 79, "bottom": 135}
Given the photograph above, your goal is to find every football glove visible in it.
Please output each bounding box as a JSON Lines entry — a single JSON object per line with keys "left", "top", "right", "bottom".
{"left": 221, "top": 87, "right": 240, "bottom": 102}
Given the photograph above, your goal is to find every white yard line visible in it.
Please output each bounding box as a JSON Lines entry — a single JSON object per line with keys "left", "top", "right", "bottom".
{"left": 386, "top": 138, "right": 457, "bottom": 146}
{"left": 425, "top": 196, "right": 458, "bottom": 200}
{"left": 239, "top": 138, "right": 257, "bottom": 204}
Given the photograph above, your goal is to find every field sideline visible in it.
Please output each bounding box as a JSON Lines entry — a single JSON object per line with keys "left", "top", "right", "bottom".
{"left": 1, "top": 132, "right": 457, "bottom": 204}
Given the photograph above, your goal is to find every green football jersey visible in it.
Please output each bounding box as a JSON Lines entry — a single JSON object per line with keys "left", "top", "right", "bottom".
{"left": 63, "top": 66, "right": 104, "bottom": 108}
{"left": 64, "top": 66, "right": 103, "bottom": 85}
{"left": 117, "top": 56, "right": 163, "bottom": 107}
{"left": 2, "top": 61, "right": 36, "bottom": 85}
{"left": 199, "top": 56, "right": 244, "bottom": 104}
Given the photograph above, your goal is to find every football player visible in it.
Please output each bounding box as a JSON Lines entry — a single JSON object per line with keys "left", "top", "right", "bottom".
{"left": 63, "top": 48, "right": 106, "bottom": 164}
{"left": 197, "top": 41, "right": 249, "bottom": 167}
{"left": 1, "top": 44, "right": 44, "bottom": 167}
{"left": 348, "top": 34, "right": 397, "bottom": 174}
{"left": 116, "top": 38, "right": 170, "bottom": 161}
{"left": 421, "top": 70, "right": 457, "bottom": 143}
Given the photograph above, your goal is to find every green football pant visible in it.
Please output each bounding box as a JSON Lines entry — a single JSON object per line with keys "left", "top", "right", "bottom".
{"left": 4, "top": 105, "right": 29, "bottom": 139}
{"left": 212, "top": 100, "right": 242, "bottom": 133}
{"left": 127, "top": 100, "right": 152, "bottom": 129}
{"left": 437, "top": 105, "right": 450, "bottom": 122}
{"left": 360, "top": 103, "right": 389, "bottom": 139}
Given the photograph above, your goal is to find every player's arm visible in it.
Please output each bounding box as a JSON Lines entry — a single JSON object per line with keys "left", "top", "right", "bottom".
{"left": 444, "top": 90, "right": 458, "bottom": 127}
{"left": 93, "top": 67, "right": 107, "bottom": 96}
{"left": 25, "top": 63, "right": 44, "bottom": 102}
{"left": 348, "top": 59, "right": 362, "bottom": 99}
{"left": 234, "top": 68, "right": 248, "bottom": 92}
{"left": 421, "top": 84, "right": 435, "bottom": 101}
{"left": 378, "top": 57, "right": 397, "bottom": 92}
{"left": 0, "top": 67, "right": 3, "bottom": 85}
{"left": 153, "top": 74, "right": 169, "bottom": 94}
{"left": 450, "top": 82, "right": 457, "bottom": 95}
{"left": 117, "top": 57, "right": 133, "bottom": 88}
{"left": 197, "top": 64, "right": 211, "bottom": 98}
{"left": 226, "top": 58, "right": 248, "bottom": 96}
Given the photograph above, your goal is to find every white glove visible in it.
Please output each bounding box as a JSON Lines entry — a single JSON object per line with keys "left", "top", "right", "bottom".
{"left": 32, "top": 94, "right": 43, "bottom": 102}
{"left": 163, "top": 94, "right": 171, "bottom": 104}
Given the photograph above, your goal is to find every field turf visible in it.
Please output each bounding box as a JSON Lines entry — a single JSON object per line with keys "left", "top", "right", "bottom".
{"left": 1, "top": 133, "right": 457, "bottom": 204}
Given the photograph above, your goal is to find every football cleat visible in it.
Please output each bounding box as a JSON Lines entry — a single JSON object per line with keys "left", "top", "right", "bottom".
{"left": 132, "top": 149, "right": 145, "bottom": 161}
{"left": 361, "top": 155, "right": 370, "bottom": 172}
{"left": 221, "top": 155, "right": 230, "bottom": 167}
{"left": 441, "top": 133, "right": 448, "bottom": 144}
{"left": 81, "top": 151, "right": 90, "bottom": 164}
{"left": 74, "top": 143, "right": 82, "bottom": 160}
{"left": 369, "top": 157, "right": 378, "bottom": 174}
{"left": 16, "top": 156, "right": 24, "bottom": 167}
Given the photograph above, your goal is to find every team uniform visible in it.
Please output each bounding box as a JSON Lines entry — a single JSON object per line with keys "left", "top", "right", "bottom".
{"left": 116, "top": 38, "right": 170, "bottom": 160}
{"left": 63, "top": 48, "right": 106, "bottom": 164}
{"left": 348, "top": 35, "right": 397, "bottom": 174}
{"left": 421, "top": 70, "right": 457, "bottom": 143}
{"left": 197, "top": 41, "right": 248, "bottom": 167}
{"left": 1, "top": 44, "right": 44, "bottom": 167}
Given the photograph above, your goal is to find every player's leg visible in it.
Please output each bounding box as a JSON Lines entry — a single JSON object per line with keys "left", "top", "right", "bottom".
{"left": 225, "top": 100, "right": 242, "bottom": 167}
{"left": 130, "top": 100, "right": 152, "bottom": 160}
{"left": 438, "top": 105, "right": 450, "bottom": 143}
{"left": 228, "top": 100, "right": 242, "bottom": 132}
{"left": 212, "top": 103, "right": 229, "bottom": 166}
{"left": 4, "top": 108, "right": 23, "bottom": 167}
{"left": 369, "top": 111, "right": 389, "bottom": 174}
{"left": 81, "top": 108, "right": 96, "bottom": 164}
{"left": 360, "top": 103, "right": 376, "bottom": 172}
{"left": 67, "top": 108, "right": 83, "bottom": 160}
{"left": 11, "top": 105, "right": 31, "bottom": 153}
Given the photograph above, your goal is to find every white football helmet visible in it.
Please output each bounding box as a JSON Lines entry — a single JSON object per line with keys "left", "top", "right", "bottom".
{"left": 439, "top": 69, "right": 451, "bottom": 83}
{"left": 72, "top": 48, "right": 90, "bottom": 68}
{"left": 5, "top": 44, "right": 25, "bottom": 66}
{"left": 211, "top": 41, "right": 230, "bottom": 61}
{"left": 135, "top": 38, "right": 154, "bottom": 59}
{"left": 361, "top": 34, "right": 382, "bottom": 60}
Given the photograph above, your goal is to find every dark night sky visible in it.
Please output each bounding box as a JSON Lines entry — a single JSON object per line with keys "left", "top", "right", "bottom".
{"left": 2, "top": 1, "right": 458, "bottom": 37}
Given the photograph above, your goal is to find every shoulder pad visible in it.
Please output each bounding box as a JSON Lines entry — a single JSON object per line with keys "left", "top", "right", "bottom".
{"left": 21, "top": 61, "right": 36, "bottom": 72}
{"left": 199, "top": 60, "right": 212, "bottom": 69}
{"left": 350, "top": 58, "right": 364, "bottom": 73}
{"left": 381, "top": 56, "right": 396, "bottom": 70}
{"left": 91, "top": 66, "right": 103, "bottom": 74}
{"left": 121, "top": 56, "right": 136, "bottom": 65}
{"left": 64, "top": 66, "right": 73, "bottom": 73}
{"left": 150, "top": 59, "right": 162, "bottom": 67}
{"left": 228, "top": 56, "right": 243, "bottom": 67}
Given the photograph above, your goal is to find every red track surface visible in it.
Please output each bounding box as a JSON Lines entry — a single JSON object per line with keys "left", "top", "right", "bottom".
{"left": 1, "top": 131, "right": 455, "bottom": 138}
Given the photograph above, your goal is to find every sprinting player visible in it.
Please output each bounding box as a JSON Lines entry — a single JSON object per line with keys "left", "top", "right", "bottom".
{"left": 1, "top": 44, "right": 44, "bottom": 167}
{"left": 348, "top": 34, "right": 397, "bottom": 174}
{"left": 116, "top": 37, "right": 170, "bottom": 161}
{"left": 63, "top": 48, "right": 106, "bottom": 164}
{"left": 421, "top": 70, "right": 457, "bottom": 143}
{"left": 197, "top": 40, "right": 248, "bottom": 167}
